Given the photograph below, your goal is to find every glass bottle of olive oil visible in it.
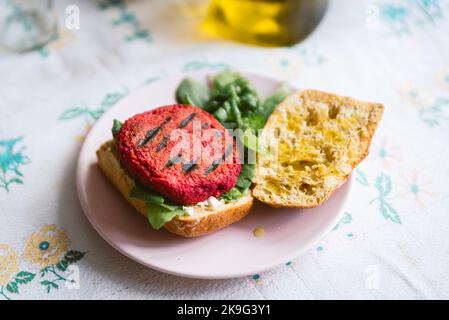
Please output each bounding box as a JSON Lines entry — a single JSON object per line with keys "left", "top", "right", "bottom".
{"left": 203, "top": 0, "right": 328, "bottom": 47}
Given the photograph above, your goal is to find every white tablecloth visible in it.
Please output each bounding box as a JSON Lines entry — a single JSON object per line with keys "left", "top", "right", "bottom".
{"left": 1, "top": 0, "right": 449, "bottom": 299}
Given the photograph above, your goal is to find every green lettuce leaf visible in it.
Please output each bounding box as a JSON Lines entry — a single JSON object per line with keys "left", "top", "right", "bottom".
{"left": 111, "top": 119, "right": 122, "bottom": 138}
{"left": 130, "top": 184, "right": 183, "bottom": 229}
{"left": 130, "top": 184, "right": 165, "bottom": 205}
{"left": 147, "top": 204, "right": 184, "bottom": 230}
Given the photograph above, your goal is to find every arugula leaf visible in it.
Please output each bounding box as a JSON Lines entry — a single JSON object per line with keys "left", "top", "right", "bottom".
{"left": 207, "top": 71, "right": 289, "bottom": 134}
{"left": 241, "top": 163, "right": 255, "bottom": 181}
{"left": 214, "top": 107, "right": 228, "bottom": 122}
{"left": 220, "top": 187, "right": 242, "bottom": 201}
{"left": 237, "top": 129, "right": 268, "bottom": 162}
{"left": 241, "top": 129, "right": 257, "bottom": 150}
{"left": 241, "top": 113, "right": 265, "bottom": 131}
{"left": 207, "top": 71, "right": 260, "bottom": 117}
{"left": 174, "top": 72, "right": 289, "bottom": 132}
{"left": 261, "top": 82, "right": 291, "bottom": 119}
{"left": 175, "top": 78, "right": 210, "bottom": 109}
{"left": 212, "top": 71, "right": 242, "bottom": 91}
{"left": 112, "top": 119, "right": 122, "bottom": 138}
{"left": 241, "top": 82, "right": 291, "bottom": 131}
{"left": 221, "top": 164, "right": 254, "bottom": 201}
{"left": 184, "top": 94, "right": 197, "bottom": 107}
{"left": 235, "top": 175, "right": 252, "bottom": 189}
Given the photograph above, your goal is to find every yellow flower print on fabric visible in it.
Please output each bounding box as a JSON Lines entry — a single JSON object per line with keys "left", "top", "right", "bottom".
{"left": 435, "top": 69, "right": 449, "bottom": 91}
{"left": 39, "top": 29, "right": 76, "bottom": 58}
{"left": 400, "top": 84, "right": 433, "bottom": 111}
{"left": 23, "top": 225, "right": 68, "bottom": 268}
{"left": 0, "top": 244, "right": 19, "bottom": 286}
{"left": 370, "top": 137, "right": 402, "bottom": 170}
{"left": 1, "top": 225, "right": 84, "bottom": 299}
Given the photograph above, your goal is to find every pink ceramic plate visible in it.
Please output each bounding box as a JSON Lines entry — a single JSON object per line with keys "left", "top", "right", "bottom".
{"left": 76, "top": 71, "right": 352, "bottom": 279}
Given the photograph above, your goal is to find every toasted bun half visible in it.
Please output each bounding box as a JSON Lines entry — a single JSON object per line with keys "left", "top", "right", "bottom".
{"left": 253, "top": 90, "right": 383, "bottom": 208}
{"left": 96, "top": 140, "right": 253, "bottom": 237}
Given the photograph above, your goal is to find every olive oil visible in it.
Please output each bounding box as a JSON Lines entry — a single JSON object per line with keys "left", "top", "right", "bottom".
{"left": 203, "top": 0, "right": 328, "bottom": 47}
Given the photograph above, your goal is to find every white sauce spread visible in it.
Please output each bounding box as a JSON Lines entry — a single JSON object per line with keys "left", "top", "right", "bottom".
{"left": 182, "top": 196, "right": 224, "bottom": 216}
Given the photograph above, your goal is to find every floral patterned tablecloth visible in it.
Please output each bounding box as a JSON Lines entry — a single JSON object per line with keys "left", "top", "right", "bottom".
{"left": 1, "top": 0, "right": 449, "bottom": 300}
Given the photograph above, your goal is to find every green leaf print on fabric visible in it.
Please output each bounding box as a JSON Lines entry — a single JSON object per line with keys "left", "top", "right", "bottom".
{"left": 182, "top": 61, "right": 230, "bottom": 72}
{"left": 6, "top": 282, "right": 18, "bottom": 294}
{"left": 38, "top": 250, "right": 85, "bottom": 294}
{"left": 145, "top": 76, "right": 161, "bottom": 84}
{"left": 332, "top": 212, "right": 353, "bottom": 231}
{"left": 419, "top": 97, "right": 449, "bottom": 127}
{"left": 64, "top": 250, "right": 85, "bottom": 264}
{"left": 375, "top": 172, "right": 392, "bottom": 196}
{"left": 378, "top": 0, "right": 447, "bottom": 36}
{"left": 59, "top": 108, "right": 87, "bottom": 120}
{"left": 59, "top": 90, "right": 128, "bottom": 123}
{"left": 0, "top": 137, "right": 30, "bottom": 193}
{"left": 369, "top": 173, "right": 401, "bottom": 224}
{"left": 113, "top": 10, "right": 136, "bottom": 25}
{"left": 0, "top": 227, "right": 86, "bottom": 300}
{"left": 13, "top": 271, "right": 35, "bottom": 284}
{"left": 379, "top": 3, "right": 410, "bottom": 35}
{"left": 56, "top": 260, "right": 69, "bottom": 272}
{"left": 98, "top": 0, "right": 152, "bottom": 43}
{"left": 0, "top": 271, "right": 36, "bottom": 300}
{"left": 288, "top": 46, "right": 326, "bottom": 66}
{"left": 40, "top": 280, "right": 58, "bottom": 293}
{"left": 355, "top": 168, "right": 369, "bottom": 186}
{"left": 38, "top": 46, "right": 50, "bottom": 58}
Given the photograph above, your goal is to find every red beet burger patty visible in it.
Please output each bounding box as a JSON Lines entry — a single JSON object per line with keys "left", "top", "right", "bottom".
{"left": 116, "top": 104, "right": 242, "bottom": 205}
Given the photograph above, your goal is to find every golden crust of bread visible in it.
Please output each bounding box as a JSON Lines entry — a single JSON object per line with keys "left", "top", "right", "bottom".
{"left": 96, "top": 140, "right": 253, "bottom": 237}
{"left": 253, "top": 90, "right": 384, "bottom": 208}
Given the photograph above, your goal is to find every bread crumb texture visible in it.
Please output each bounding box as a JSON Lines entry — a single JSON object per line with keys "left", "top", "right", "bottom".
{"left": 253, "top": 90, "right": 384, "bottom": 208}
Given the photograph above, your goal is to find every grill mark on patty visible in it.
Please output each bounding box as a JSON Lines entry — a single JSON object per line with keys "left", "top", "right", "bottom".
{"left": 204, "top": 144, "right": 234, "bottom": 175}
{"left": 204, "top": 160, "right": 220, "bottom": 175}
{"left": 155, "top": 135, "right": 169, "bottom": 152}
{"left": 178, "top": 113, "right": 197, "bottom": 128}
{"left": 137, "top": 117, "right": 171, "bottom": 147}
{"left": 165, "top": 154, "right": 183, "bottom": 168}
{"left": 182, "top": 157, "right": 199, "bottom": 173}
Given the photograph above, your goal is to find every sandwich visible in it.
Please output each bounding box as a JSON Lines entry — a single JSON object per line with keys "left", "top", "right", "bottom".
{"left": 96, "top": 71, "right": 383, "bottom": 237}
{"left": 97, "top": 104, "right": 253, "bottom": 237}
